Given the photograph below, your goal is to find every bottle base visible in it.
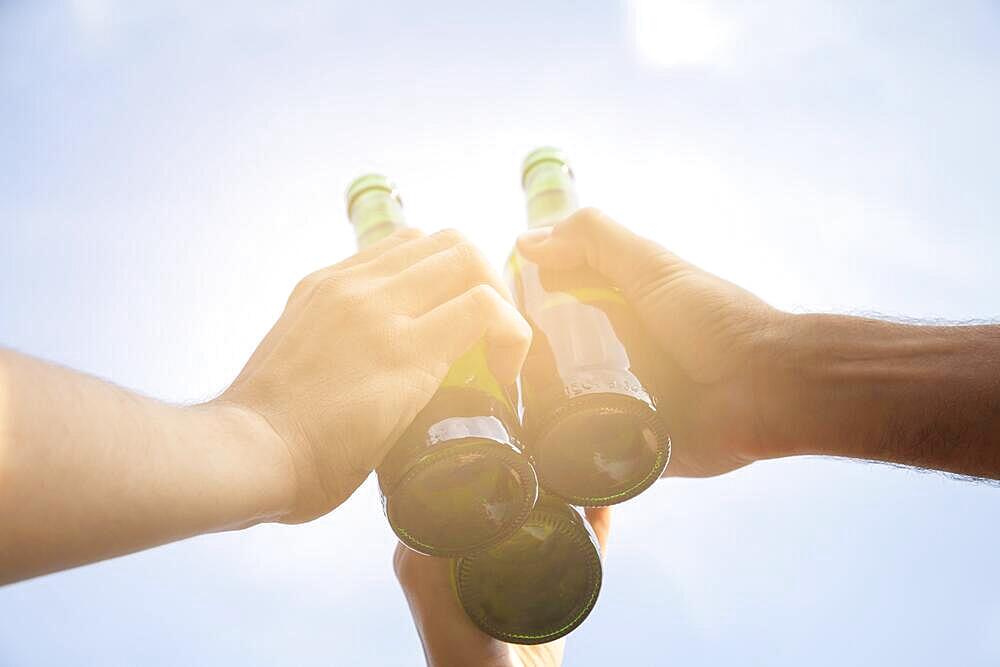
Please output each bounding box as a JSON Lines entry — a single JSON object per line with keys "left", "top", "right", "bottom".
{"left": 453, "top": 506, "right": 602, "bottom": 645}
{"left": 531, "top": 393, "right": 670, "bottom": 506}
{"left": 384, "top": 439, "right": 538, "bottom": 557}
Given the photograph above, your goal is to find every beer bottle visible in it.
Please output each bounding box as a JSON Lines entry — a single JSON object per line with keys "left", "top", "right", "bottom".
{"left": 346, "top": 174, "right": 538, "bottom": 556}
{"left": 507, "top": 149, "right": 670, "bottom": 506}
{"left": 452, "top": 494, "right": 602, "bottom": 645}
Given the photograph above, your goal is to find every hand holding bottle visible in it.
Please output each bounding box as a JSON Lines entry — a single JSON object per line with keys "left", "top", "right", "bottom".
{"left": 395, "top": 507, "right": 611, "bottom": 667}
{"left": 346, "top": 174, "right": 539, "bottom": 557}
{"left": 518, "top": 207, "right": 1000, "bottom": 482}
{"left": 517, "top": 208, "right": 783, "bottom": 479}
{"left": 219, "top": 228, "right": 532, "bottom": 523}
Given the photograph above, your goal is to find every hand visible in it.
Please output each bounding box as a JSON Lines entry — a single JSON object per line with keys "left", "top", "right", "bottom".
{"left": 218, "top": 228, "right": 532, "bottom": 523}
{"left": 517, "top": 209, "right": 786, "bottom": 478}
{"left": 395, "top": 507, "right": 611, "bottom": 667}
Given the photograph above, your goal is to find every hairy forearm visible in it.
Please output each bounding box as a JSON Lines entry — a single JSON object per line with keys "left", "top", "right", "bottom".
{"left": 757, "top": 315, "right": 1000, "bottom": 478}
{"left": 0, "top": 350, "right": 293, "bottom": 584}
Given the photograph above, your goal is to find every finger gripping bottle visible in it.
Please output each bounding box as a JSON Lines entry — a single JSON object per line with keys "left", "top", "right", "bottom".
{"left": 346, "top": 174, "right": 538, "bottom": 557}
{"left": 507, "top": 149, "right": 670, "bottom": 506}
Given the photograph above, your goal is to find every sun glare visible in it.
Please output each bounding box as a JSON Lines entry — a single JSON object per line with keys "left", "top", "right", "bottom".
{"left": 629, "top": 0, "right": 731, "bottom": 68}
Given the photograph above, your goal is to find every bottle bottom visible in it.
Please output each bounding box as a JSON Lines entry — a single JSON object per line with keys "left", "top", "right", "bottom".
{"left": 532, "top": 394, "right": 670, "bottom": 506}
{"left": 453, "top": 506, "right": 602, "bottom": 645}
{"left": 385, "top": 439, "right": 538, "bottom": 557}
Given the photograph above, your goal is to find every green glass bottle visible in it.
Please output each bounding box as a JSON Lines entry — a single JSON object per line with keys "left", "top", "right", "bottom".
{"left": 452, "top": 493, "right": 603, "bottom": 645}
{"left": 345, "top": 174, "right": 539, "bottom": 557}
{"left": 507, "top": 148, "right": 671, "bottom": 506}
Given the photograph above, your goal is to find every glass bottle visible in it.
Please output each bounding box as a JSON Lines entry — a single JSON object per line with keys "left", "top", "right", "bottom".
{"left": 345, "top": 174, "right": 539, "bottom": 557}
{"left": 507, "top": 148, "right": 671, "bottom": 506}
{"left": 452, "top": 493, "right": 603, "bottom": 645}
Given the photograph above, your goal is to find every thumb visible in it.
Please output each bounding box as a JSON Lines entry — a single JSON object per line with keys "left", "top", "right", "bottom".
{"left": 516, "top": 208, "right": 685, "bottom": 298}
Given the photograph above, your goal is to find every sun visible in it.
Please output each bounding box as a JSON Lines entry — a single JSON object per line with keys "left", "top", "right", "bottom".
{"left": 629, "top": 0, "right": 732, "bottom": 68}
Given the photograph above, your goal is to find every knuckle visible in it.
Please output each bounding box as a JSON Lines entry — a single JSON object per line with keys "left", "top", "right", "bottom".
{"left": 469, "top": 282, "right": 495, "bottom": 299}
{"left": 567, "top": 206, "right": 609, "bottom": 234}
{"left": 467, "top": 283, "right": 499, "bottom": 311}
{"left": 433, "top": 227, "right": 465, "bottom": 247}
{"left": 394, "top": 227, "right": 423, "bottom": 241}
{"left": 379, "top": 316, "right": 416, "bottom": 364}
{"left": 315, "top": 272, "right": 376, "bottom": 314}
{"left": 452, "top": 241, "right": 486, "bottom": 271}
{"left": 316, "top": 271, "right": 350, "bottom": 297}
{"left": 292, "top": 271, "right": 324, "bottom": 299}
{"left": 500, "top": 324, "right": 532, "bottom": 353}
{"left": 502, "top": 307, "right": 532, "bottom": 341}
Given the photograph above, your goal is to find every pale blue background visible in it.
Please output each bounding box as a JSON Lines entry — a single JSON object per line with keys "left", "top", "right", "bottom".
{"left": 2, "top": 1, "right": 1000, "bottom": 665}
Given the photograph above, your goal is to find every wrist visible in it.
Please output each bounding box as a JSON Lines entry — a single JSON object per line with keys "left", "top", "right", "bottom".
{"left": 748, "top": 312, "right": 863, "bottom": 462}
{"left": 196, "top": 400, "right": 297, "bottom": 527}
{"left": 743, "top": 310, "right": 804, "bottom": 462}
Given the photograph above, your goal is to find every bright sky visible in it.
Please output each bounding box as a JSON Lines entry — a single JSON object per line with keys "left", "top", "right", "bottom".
{"left": 2, "top": 1, "right": 1000, "bottom": 665}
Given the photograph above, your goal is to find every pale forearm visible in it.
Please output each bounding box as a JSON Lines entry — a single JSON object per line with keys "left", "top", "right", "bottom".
{"left": 0, "top": 350, "right": 293, "bottom": 584}
{"left": 758, "top": 315, "right": 1000, "bottom": 478}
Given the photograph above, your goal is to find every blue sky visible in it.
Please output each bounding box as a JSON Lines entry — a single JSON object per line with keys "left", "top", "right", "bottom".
{"left": 2, "top": 1, "right": 1000, "bottom": 665}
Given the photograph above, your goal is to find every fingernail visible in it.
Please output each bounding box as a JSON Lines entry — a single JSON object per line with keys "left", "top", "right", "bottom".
{"left": 517, "top": 227, "right": 552, "bottom": 246}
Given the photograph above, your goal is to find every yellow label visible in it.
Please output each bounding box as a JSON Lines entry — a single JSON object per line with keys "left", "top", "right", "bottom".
{"left": 440, "top": 339, "right": 510, "bottom": 407}
{"left": 542, "top": 287, "right": 626, "bottom": 308}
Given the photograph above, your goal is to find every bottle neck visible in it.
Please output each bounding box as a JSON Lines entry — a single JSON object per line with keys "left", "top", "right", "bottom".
{"left": 523, "top": 161, "right": 579, "bottom": 229}
{"left": 349, "top": 189, "right": 406, "bottom": 250}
